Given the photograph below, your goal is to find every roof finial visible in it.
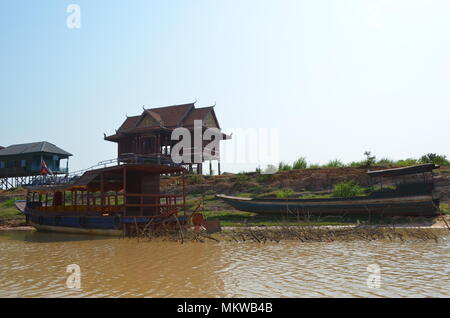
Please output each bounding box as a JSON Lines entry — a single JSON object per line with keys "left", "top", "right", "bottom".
{"left": 126, "top": 113, "right": 128, "bottom": 118}
{"left": 193, "top": 99, "right": 198, "bottom": 104}
{"left": 213, "top": 101, "right": 216, "bottom": 107}
{"left": 142, "top": 105, "right": 146, "bottom": 110}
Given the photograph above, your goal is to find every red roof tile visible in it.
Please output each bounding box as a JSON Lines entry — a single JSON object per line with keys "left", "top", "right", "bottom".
{"left": 148, "top": 103, "right": 194, "bottom": 128}
{"left": 118, "top": 115, "right": 141, "bottom": 132}
{"left": 183, "top": 107, "right": 214, "bottom": 127}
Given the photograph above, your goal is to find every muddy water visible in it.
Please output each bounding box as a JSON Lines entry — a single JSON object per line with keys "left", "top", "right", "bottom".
{"left": 0, "top": 231, "right": 449, "bottom": 297}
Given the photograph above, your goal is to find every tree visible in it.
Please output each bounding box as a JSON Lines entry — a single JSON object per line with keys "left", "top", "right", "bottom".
{"left": 364, "top": 151, "right": 376, "bottom": 168}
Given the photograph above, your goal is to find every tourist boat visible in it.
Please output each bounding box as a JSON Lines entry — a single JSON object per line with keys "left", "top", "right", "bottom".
{"left": 16, "top": 163, "right": 188, "bottom": 236}
{"left": 217, "top": 164, "right": 441, "bottom": 216}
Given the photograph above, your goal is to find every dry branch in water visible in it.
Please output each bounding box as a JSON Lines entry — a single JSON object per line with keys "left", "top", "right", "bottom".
{"left": 130, "top": 224, "right": 448, "bottom": 244}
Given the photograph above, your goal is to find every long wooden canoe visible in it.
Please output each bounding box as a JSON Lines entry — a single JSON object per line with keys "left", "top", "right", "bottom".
{"left": 216, "top": 194, "right": 439, "bottom": 216}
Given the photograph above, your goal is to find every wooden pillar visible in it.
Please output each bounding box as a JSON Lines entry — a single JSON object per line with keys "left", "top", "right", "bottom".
{"left": 123, "top": 166, "right": 127, "bottom": 216}
{"left": 101, "top": 172, "right": 105, "bottom": 214}
{"left": 218, "top": 161, "right": 221, "bottom": 176}
{"left": 209, "top": 160, "right": 213, "bottom": 176}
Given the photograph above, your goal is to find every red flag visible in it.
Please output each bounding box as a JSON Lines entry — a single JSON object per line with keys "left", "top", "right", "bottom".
{"left": 41, "top": 159, "right": 49, "bottom": 175}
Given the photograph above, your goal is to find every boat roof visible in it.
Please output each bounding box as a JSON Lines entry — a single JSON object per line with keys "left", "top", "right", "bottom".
{"left": 367, "top": 163, "right": 439, "bottom": 178}
{"left": 24, "top": 163, "right": 186, "bottom": 193}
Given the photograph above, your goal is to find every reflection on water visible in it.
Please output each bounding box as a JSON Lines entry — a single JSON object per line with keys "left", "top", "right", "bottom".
{"left": 0, "top": 231, "right": 449, "bottom": 297}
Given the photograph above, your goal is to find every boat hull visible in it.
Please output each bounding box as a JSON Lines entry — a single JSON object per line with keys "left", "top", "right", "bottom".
{"left": 30, "top": 222, "right": 123, "bottom": 236}
{"left": 217, "top": 194, "right": 439, "bottom": 216}
{"left": 23, "top": 210, "right": 188, "bottom": 236}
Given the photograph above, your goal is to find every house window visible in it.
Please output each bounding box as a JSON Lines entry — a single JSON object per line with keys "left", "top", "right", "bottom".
{"left": 0, "top": 161, "right": 4, "bottom": 169}
{"left": 21, "top": 160, "right": 26, "bottom": 168}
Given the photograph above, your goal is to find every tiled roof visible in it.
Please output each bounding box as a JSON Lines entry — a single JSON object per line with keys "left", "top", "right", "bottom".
{"left": 148, "top": 103, "right": 194, "bottom": 127}
{"left": 107, "top": 103, "right": 221, "bottom": 141}
{"left": 183, "top": 107, "right": 214, "bottom": 127}
{"left": 118, "top": 115, "right": 141, "bottom": 132}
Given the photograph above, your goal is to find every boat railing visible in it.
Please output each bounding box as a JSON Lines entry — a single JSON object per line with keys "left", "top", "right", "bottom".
{"left": 24, "top": 154, "right": 184, "bottom": 188}
{"left": 124, "top": 193, "right": 185, "bottom": 216}
{"left": 33, "top": 193, "right": 185, "bottom": 216}
{"left": 35, "top": 205, "right": 124, "bottom": 214}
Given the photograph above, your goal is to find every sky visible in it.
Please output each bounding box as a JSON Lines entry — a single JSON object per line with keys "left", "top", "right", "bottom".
{"left": 1, "top": 0, "right": 450, "bottom": 173}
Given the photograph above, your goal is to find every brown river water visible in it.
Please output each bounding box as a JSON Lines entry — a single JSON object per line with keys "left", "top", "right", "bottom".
{"left": 0, "top": 230, "right": 449, "bottom": 298}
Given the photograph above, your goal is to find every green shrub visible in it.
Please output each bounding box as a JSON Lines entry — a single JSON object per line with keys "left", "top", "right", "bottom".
{"left": 256, "top": 189, "right": 294, "bottom": 198}
{"left": 278, "top": 162, "right": 292, "bottom": 171}
{"left": 187, "top": 175, "right": 204, "bottom": 185}
{"left": 323, "top": 159, "right": 345, "bottom": 168}
{"left": 301, "top": 193, "right": 333, "bottom": 199}
{"left": 292, "top": 157, "right": 307, "bottom": 170}
{"left": 233, "top": 173, "right": 250, "bottom": 185}
{"left": 348, "top": 161, "right": 365, "bottom": 168}
{"left": 377, "top": 158, "right": 394, "bottom": 166}
{"left": 332, "top": 181, "right": 365, "bottom": 198}
{"left": 275, "top": 189, "right": 294, "bottom": 198}
{"left": 256, "top": 174, "right": 273, "bottom": 183}
{"left": 366, "top": 185, "right": 397, "bottom": 196}
{"left": 3, "top": 198, "right": 21, "bottom": 208}
{"left": 418, "top": 153, "right": 450, "bottom": 166}
{"left": 440, "top": 203, "right": 450, "bottom": 215}
{"left": 395, "top": 158, "right": 418, "bottom": 167}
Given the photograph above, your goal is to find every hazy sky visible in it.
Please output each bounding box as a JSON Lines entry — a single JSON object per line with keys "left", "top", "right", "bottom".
{"left": 1, "top": 0, "right": 449, "bottom": 173}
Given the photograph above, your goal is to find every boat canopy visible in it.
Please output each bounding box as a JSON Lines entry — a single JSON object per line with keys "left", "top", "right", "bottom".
{"left": 24, "top": 163, "right": 186, "bottom": 193}
{"left": 367, "top": 164, "right": 439, "bottom": 178}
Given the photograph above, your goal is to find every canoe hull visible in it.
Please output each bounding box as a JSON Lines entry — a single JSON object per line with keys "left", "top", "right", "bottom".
{"left": 217, "top": 194, "right": 439, "bottom": 216}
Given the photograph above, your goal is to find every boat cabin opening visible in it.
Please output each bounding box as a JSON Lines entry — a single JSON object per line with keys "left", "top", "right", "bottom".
{"left": 367, "top": 163, "right": 440, "bottom": 197}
